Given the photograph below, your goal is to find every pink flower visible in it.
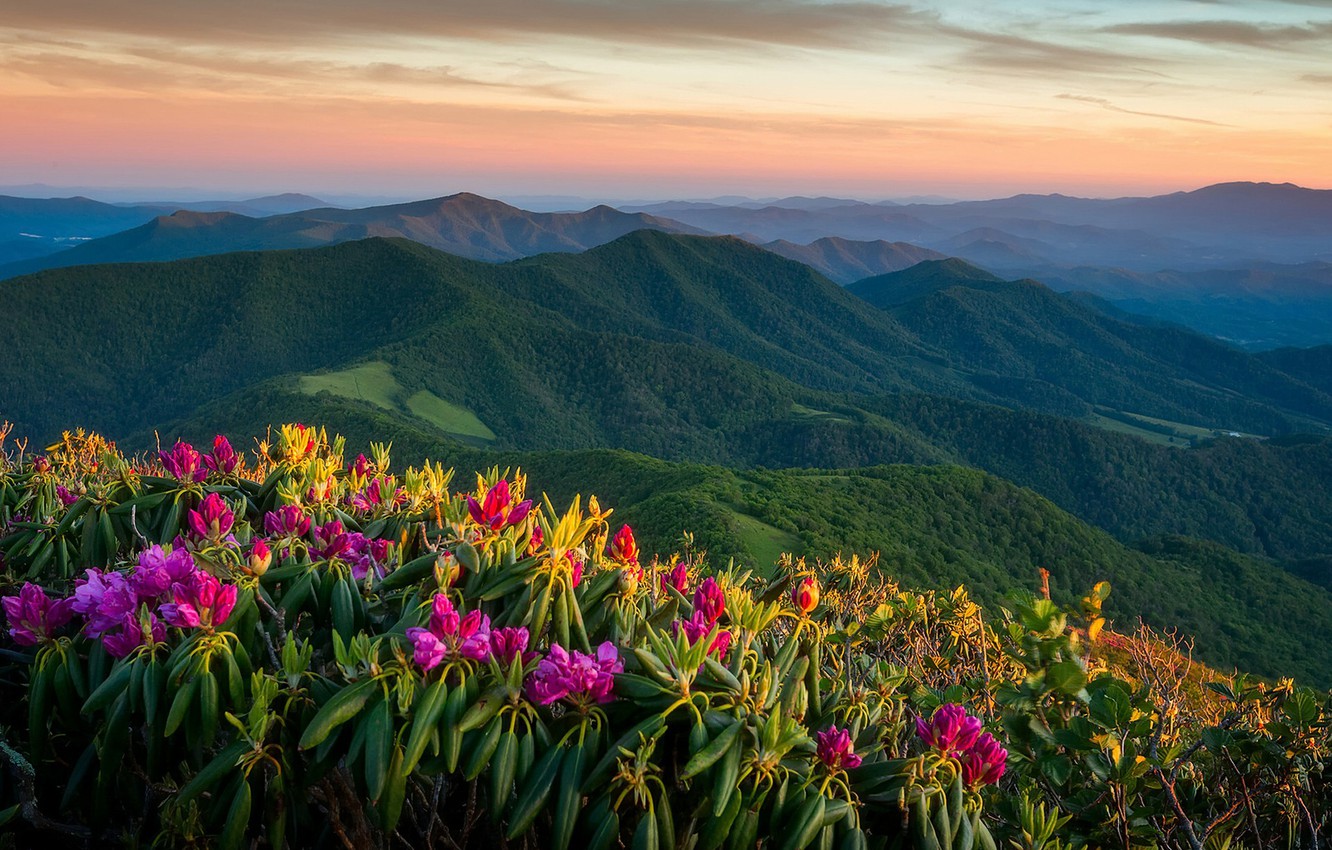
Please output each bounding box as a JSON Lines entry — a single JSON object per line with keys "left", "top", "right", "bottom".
{"left": 607, "top": 524, "right": 639, "bottom": 564}
{"left": 159, "top": 441, "right": 207, "bottom": 483}
{"left": 960, "top": 733, "right": 1007, "bottom": 788}
{"left": 264, "top": 505, "right": 311, "bottom": 538}
{"left": 202, "top": 435, "right": 239, "bottom": 475}
{"left": 693, "top": 577, "right": 725, "bottom": 626}
{"left": 674, "top": 611, "right": 732, "bottom": 659}
{"left": 159, "top": 570, "right": 237, "bottom": 631}
{"left": 131, "top": 545, "right": 196, "bottom": 599}
{"left": 525, "top": 641, "right": 622, "bottom": 708}
{"left": 916, "top": 704, "right": 983, "bottom": 756}
{"left": 406, "top": 594, "right": 492, "bottom": 671}
{"left": 2, "top": 583, "right": 75, "bottom": 646}
{"left": 568, "top": 552, "right": 585, "bottom": 588}
{"left": 186, "top": 492, "right": 235, "bottom": 543}
{"left": 55, "top": 485, "right": 80, "bottom": 507}
{"left": 490, "top": 626, "right": 533, "bottom": 665}
{"left": 313, "top": 520, "right": 349, "bottom": 560}
{"left": 526, "top": 524, "right": 544, "bottom": 556}
{"left": 661, "top": 561, "right": 689, "bottom": 595}
{"left": 347, "top": 535, "right": 392, "bottom": 581}
{"left": 466, "top": 480, "right": 532, "bottom": 532}
{"left": 102, "top": 610, "right": 166, "bottom": 658}
{"left": 816, "top": 726, "right": 863, "bottom": 771}
{"left": 72, "top": 569, "right": 137, "bottom": 638}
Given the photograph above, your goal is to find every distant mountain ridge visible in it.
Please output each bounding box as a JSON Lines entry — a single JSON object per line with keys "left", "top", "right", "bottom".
{"left": 0, "top": 193, "right": 705, "bottom": 278}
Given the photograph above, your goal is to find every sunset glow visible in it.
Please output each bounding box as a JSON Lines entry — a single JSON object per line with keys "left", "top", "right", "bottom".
{"left": 3, "top": 0, "right": 1331, "bottom": 199}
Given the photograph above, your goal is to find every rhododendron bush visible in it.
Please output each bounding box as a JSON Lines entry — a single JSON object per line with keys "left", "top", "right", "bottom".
{"left": 0, "top": 426, "right": 1328, "bottom": 849}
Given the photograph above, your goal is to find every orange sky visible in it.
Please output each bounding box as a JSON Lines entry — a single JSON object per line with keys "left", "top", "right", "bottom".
{"left": 3, "top": 1, "right": 1331, "bottom": 200}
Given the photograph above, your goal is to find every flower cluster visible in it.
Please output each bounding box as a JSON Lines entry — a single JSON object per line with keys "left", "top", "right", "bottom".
{"left": 525, "top": 642, "right": 622, "bottom": 708}
{"left": 159, "top": 441, "right": 207, "bottom": 483}
{"left": 3, "top": 583, "right": 75, "bottom": 646}
{"left": 916, "top": 704, "right": 1007, "bottom": 788}
{"left": 406, "top": 594, "right": 492, "bottom": 671}
{"left": 186, "top": 492, "right": 236, "bottom": 545}
{"left": 816, "top": 725, "right": 863, "bottom": 771}
{"left": 674, "top": 576, "right": 731, "bottom": 658}
{"left": 467, "top": 480, "right": 531, "bottom": 532}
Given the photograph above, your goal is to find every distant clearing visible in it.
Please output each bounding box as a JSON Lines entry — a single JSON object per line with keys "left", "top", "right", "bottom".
{"left": 299, "top": 361, "right": 495, "bottom": 444}
{"left": 726, "top": 510, "right": 802, "bottom": 572}
{"left": 1088, "top": 407, "right": 1259, "bottom": 447}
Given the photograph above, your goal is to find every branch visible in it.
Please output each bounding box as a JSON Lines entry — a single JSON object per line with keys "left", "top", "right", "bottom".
{"left": 0, "top": 732, "right": 92, "bottom": 839}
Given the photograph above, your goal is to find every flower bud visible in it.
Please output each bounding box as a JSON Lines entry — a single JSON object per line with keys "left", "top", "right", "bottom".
{"left": 792, "top": 576, "right": 819, "bottom": 615}
{"left": 247, "top": 539, "right": 272, "bottom": 576}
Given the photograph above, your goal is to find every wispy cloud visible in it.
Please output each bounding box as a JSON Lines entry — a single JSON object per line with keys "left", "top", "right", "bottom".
{"left": 1056, "top": 93, "right": 1227, "bottom": 126}
{"left": 1103, "top": 19, "right": 1332, "bottom": 49}
{"left": 1, "top": 1, "right": 934, "bottom": 51}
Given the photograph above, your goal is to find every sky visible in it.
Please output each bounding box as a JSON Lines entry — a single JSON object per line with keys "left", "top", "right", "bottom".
{"left": 2, "top": 0, "right": 1331, "bottom": 202}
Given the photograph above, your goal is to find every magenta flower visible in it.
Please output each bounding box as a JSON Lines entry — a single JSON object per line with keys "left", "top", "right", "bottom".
{"left": 346, "top": 534, "right": 392, "bottom": 581}
{"left": 2, "top": 583, "right": 75, "bottom": 646}
{"left": 675, "top": 611, "right": 732, "bottom": 659}
{"left": 56, "top": 485, "right": 80, "bottom": 507}
{"left": 466, "top": 480, "right": 532, "bottom": 532}
{"left": 693, "top": 577, "right": 725, "bottom": 626}
{"left": 72, "top": 569, "right": 138, "bottom": 638}
{"left": 159, "top": 441, "right": 207, "bottom": 483}
{"left": 490, "top": 626, "right": 534, "bottom": 666}
{"left": 960, "top": 732, "right": 1007, "bottom": 787}
{"left": 405, "top": 594, "right": 492, "bottom": 671}
{"left": 568, "top": 552, "right": 585, "bottom": 589}
{"left": 102, "top": 610, "right": 166, "bottom": 659}
{"left": 186, "top": 492, "right": 235, "bottom": 543}
{"left": 202, "top": 435, "right": 239, "bottom": 475}
{"left": 264, "top": 505, "right": 311, "bottom": 538}
{"left": 348, "top": 453, "right": 372, "bottom": 477}
{"left": 916, "top": 704, "right": 983, "bottom": 756}
{"left": 131, "top": 545, "right": 196, "bottom": 599}
{"left": 525, "top": 641, "right": 622, "bottom": 708}
{"left": 661, "top": 561, "right": 689, "bottom": 595}
{"left": 608, "top": 524, "right": 639, "bottom": 564}
{"left": 816, "top": 726, "right": 863, "bottom": 771}
{"left": 159, "top": 570, "right": 238, "bottom": 631}
{"left": 313, "top": 520, "right": 350, "bottom": 560}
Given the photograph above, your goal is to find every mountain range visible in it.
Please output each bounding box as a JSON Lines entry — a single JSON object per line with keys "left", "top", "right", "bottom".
{"left": 5, "top": 182, "right": 1330, "bottom": 349}
{"left": 5, "top": 229, "right": 1332, "bottom": 682}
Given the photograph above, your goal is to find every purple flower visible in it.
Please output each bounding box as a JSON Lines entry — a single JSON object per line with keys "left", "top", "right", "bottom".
{"left": 693, "top": 577, "right": 725, "bottom": 626}
{"left": 347, "top": 453, "right": 372, "bottom": 477}
{"left": 490, "top": 626, "right": 533, "bottom": 665}
{"left": 345, "top": 533, "right": 392, "bottom": 581}
{"left": 816, "top": 726, "right": 863, "bottom": 771}
{"left": 960, "top": 732, "right": 1007, "bottom": 788}
{"left": 405, "top": 594, "right": 492, "bottom": 671}
{"left": 916, "top": 704, "right": 983, "bottom": 757}
{"left": 56, "top": 485, "right": 80, "bottom": 507}
{"left": 159, "top": 570, "right": 237, "bottom": 631}
{"left": 525, "top": 641, "right": 622, "bottom": 708}
{"left": 102, "top": 610, "right": 166, "bottom": 658}
{"left": 72, "top": 569, "right": 138, "bottom": 638}
{"left": 186, "top": 492, "right": 235, "bottom": 543}
{"left": 131, "top": 544, "right": 196, "bottom": 600}
{"left": 264, "top": 505, "right": 311, "bottom": 538}
{"left": 2, "top": 583, "right": 75, "bottom": 646}
{"left": 160, "top": 441, "right": 207, "bottom": 483}
{"left": 202, "top": 435, "right": 239, "bottom": 475}
{"left": 466, "top": 480, "right": 532, "bottom": 532}
{"left": 313, "top": 520, "right": 350, "bottom": 560}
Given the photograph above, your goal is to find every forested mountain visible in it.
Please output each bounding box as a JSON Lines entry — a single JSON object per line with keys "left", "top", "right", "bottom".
{"left": 0, "top": 193, "right": 703, "bottom": 278}
{"left": 758, "top": 237, "right": 946, "bottom": 283}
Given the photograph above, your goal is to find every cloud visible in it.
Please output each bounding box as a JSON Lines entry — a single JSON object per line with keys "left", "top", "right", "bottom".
{"left": 1102, "top": 19, "right": 1332, "bottom": 49}
{"left": 1302, "top": 73, "right": 1332, "bottom": 83}
{"left": 1056, "top": 93, "right": 1227, "bottom": 126}
{"left": 0, "top": 1, "right": 934, "bottom": 52}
